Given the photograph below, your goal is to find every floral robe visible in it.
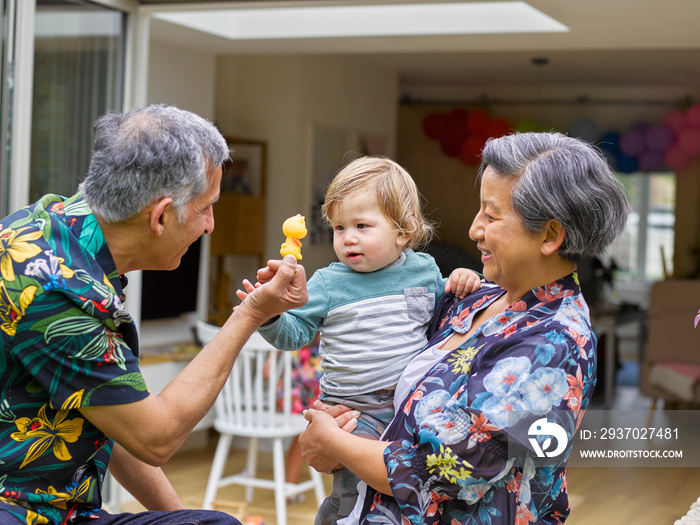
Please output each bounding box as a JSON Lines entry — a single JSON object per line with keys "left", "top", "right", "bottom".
{"left": 0, "top": 193, "right": 148, "bottom": 524}
{"left": 357, "top": 273, "right": 596, "bottom": 525}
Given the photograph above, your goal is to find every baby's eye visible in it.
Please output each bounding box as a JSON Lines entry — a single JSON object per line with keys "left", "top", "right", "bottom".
{"left": 357, "top": 223, "right": 367, "bottom": 229}
{"left": 334, "top": 225, "right": 344, "bottom": 231}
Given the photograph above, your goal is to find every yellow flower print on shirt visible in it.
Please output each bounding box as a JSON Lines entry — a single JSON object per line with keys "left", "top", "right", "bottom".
{"left": 0, "top": 498, "right": 50, "bottom": 525}
{"left": 0, "top": 226, "right": 44, "bottom": 281}
{"left": 447, "top": 344, "right": 483, "bottom": 375}
{"left": 0, "top": 280, "right": 38, "bottom": 336}
{"left": 10, "top": 391, "right": 85, "bottom": 469}
{"left": 35, "top": 477, "right": 91, "bottom": 510}
{"left": 426, "top": 444, "right": 473, "bottom": 483}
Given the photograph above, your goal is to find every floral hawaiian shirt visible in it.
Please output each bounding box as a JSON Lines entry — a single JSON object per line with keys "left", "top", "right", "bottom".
{"left": 356, "top": 273, "right": 596, "bottom": 525}
{"left": 0, "top": 193, "right": 149, "bottom": 524}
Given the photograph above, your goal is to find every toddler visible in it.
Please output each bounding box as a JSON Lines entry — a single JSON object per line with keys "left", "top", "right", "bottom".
{"left": 255, "top": 156, "right": 481, "bottom": 524}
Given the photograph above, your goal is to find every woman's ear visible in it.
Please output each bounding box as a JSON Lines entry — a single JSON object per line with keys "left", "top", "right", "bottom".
{"left": 149, "top": 197, "right": 174, "bottom": 236}
{"left": 541, "top": 219, "right": 566, "bottom": 256}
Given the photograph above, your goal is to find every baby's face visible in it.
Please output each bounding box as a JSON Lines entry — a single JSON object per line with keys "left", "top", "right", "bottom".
{"left": 329, "top": 193, "right": 409, "bottom": 273}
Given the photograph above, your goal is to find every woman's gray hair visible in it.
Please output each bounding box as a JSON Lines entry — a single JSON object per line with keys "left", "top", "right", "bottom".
{"left": 479, "top": 132, "right": 630, "bottom": 263}
{"left": 79, "top": 104, "right": 229, "bottom": 223}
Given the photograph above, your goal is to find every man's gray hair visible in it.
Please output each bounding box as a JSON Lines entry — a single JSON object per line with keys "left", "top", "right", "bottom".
{"left": 479, "top": 132, "right": 630, "bottom": 263}
{"left": 80, "top": 104, "right": 229, "bottom": 223}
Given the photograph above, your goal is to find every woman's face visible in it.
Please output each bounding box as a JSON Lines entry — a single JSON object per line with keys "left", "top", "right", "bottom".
{"left": 469, "top": 166, "right": 547, "bottom": 300}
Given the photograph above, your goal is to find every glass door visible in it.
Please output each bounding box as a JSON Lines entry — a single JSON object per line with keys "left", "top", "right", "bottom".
{"left": 0, "top": 0, "right": 19, "bottom": 217}
{"left": 30, "top": 0, "right": 126, "bottom": 202}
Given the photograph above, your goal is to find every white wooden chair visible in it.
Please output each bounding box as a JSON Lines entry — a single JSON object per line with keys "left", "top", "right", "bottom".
{"left": 196, "top": 321, "right": 326, "bottom": 525}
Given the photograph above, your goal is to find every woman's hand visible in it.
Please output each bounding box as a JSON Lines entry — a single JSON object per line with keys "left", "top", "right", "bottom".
{"left": 299, "top": 408, "right": 344, "bottom": 473}
{"left": 300, "top": 403, "right": 360, "bottom": 473}
{"left": 310, "top": 400, "right": 360, "bottom": 432}
{"left": 300, "top": 403, "right": 393, "bottom": 495}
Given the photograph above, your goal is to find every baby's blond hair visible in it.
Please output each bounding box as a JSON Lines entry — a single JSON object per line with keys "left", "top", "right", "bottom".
{"left": 321, "top": 156, "right": 435, "bottom": 250}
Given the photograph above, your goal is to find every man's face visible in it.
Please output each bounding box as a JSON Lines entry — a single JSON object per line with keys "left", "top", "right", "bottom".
{"left": 158, "top": 165, "right": 221, "bottom": 271}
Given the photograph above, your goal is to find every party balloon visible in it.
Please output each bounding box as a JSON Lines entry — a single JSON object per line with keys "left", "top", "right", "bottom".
{"left": 440, "top": 135, "right": 465, "bottom": 158}
{"left": 615, "top": 153, "right": 639, "bottom": 174}
{"left": 638, "top": 150, "right": 665, "bottom": 172}
{"left": 568, "top": 118, "right": 600, "bottom": 143}
{"left": 422, "top": 113, "right": 447, "bottom": 140}
{"left": 678, "top": 127, "right": 700, "bottom": 156}
{"left": 645, "top": 124, "right": 674, "bottom": 153}
{"left": 446, "top": 108, "right": 468, "bottom": 128}
{"left": 459, "top": 135, "right": 485, "bottom": 166}
{"left": 486, "top": 118, "right": 511, "bottom": 138}
{"left": 664, "top": 110, "right": 687, "bottom": 137}
{"left": 619, "top": 129, "right": 645, "bottom": 157}
{"left": 599, "top": 131, "right": 621, "bottom": 154}
{"left": 686, "top": 104, "right": 700, "bottom": 128}
{"left": 665, "top": 145, "right": 694, "bottom": 172}
{"left": 631, "top": 121, "right": 652, "bottom": 134}
{"left": 466, "top": 109, "right": 491, "bottom": 134}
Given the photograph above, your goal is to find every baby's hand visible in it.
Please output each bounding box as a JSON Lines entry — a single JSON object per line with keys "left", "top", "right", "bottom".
{"left": 445, "top": 268, "right": 481, "bottom": 298}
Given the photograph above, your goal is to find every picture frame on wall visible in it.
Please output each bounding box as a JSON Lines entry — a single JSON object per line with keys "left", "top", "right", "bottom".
{"left": 222, "top": 139, "right": 266, "bottom": 197}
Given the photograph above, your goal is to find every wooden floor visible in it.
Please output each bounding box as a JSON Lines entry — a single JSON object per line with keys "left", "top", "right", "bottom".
{"left": 123, "top": 385, "right": 700, "bottom": 525}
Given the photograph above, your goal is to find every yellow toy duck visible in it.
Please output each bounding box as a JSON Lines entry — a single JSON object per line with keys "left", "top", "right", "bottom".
{"left": 280, "top": 214, "right": 307, "bottom": 260}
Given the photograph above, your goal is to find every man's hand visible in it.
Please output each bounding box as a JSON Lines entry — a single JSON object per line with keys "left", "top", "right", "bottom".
{"left": 234, "top": 255, "right": 308, "bottom": 324}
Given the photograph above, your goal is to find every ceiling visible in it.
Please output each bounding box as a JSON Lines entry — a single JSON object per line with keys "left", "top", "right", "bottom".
{"left": 143, "top": 0, "right": 700, "bottom": 102}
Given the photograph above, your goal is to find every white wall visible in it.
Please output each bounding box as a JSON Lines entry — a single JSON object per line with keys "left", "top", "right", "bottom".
{"left": 139, "top": 40, "right": 217, "bottom": 348}
{"left": 215, "top": 54, "right": 400, "bottom": 277}
{"left": 148, "top": 40, "right": 217, "bottom": 119}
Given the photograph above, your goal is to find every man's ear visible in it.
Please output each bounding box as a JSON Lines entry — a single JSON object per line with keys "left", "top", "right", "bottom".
{"left": 149, "top": 197, "right": 174, "bottom": 236}
{"left": 541, "top": 219, "right": 566, "bottom": 256}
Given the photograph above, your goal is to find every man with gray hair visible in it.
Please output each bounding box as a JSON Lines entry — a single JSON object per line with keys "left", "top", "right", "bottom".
{"left": 0, "top": 104, "right": 308, "bottom": 525}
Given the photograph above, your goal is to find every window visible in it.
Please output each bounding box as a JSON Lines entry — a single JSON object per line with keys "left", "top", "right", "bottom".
{"left": 30, "top": 0, "right": 125, "bottom": 202}
{"left": 606, "top": 172, "right": 676, "bottom": 281}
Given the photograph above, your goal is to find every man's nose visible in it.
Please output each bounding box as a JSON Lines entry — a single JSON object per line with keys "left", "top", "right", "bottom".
{"left": 204, "top": 208, "right": 215, "bottom": 235}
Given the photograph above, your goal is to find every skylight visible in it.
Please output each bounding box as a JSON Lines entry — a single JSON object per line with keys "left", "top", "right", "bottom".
{"left": 152, "top": 1, "right": 568, "bottom": 40}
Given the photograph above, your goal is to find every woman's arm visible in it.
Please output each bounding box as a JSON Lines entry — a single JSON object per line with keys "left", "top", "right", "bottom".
{"left": 300, "top": 408, "right": 392, "bottom": 495}
{"left": 108, "top": 443, "right": 184, "bottom": 511}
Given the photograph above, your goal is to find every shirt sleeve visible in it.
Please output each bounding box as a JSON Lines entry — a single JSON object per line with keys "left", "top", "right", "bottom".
{"left": 258, "top": 270, "right": 330, "bottom": 350}
{"left": 11, "top": 290, "right": 148, "bottom": 409}
{"left": 383, "top": 325, "right": 590, "bottom": 509}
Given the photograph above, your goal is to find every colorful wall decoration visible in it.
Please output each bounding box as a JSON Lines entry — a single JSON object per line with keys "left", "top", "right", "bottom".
{"left": 422, "top": 104, "right": 700, "bottom": 173}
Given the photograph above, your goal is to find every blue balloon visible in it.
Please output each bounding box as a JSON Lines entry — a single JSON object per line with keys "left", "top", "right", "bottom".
{"left": 599, "top": 131, "right": 621, "bottom": 154}
{"left": 615, "top": 153, "right": 639, "bottom": 174}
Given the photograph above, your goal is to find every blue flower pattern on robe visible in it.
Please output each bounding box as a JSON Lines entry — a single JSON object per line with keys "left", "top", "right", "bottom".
{"left": 357, "top": 273, "right": 596, "bottom": 525}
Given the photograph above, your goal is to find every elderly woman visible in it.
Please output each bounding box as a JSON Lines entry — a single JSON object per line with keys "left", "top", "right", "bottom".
{"left": 299, "top": 132, "right": 630, "bottom": 524}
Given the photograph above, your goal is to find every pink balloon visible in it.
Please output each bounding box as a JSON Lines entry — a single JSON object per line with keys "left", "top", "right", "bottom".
{"left": 645, "top": 124, "right": 674, "bottom": 153}
{"left": 422, "top": 112, "right": 447, "bottom": 140}
{"left": 664, "top": 110, "right": 687, "bottom": 137}
{"left": 638, "top": 150, "right": 665, "bottom": 172}
{"left": 678, "top": 127, "right": 700, "bottom": 156}
{"left": 687, "top": 104, "right": 700, "bottom": 128}
{"left": 619, "top": 129, "right": 645, "bottom": 157}
{"left": 665, "top": 145, "right": 694, "bottom": 172}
